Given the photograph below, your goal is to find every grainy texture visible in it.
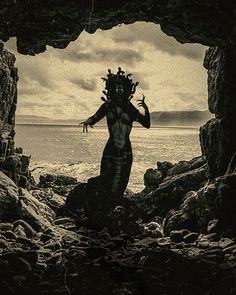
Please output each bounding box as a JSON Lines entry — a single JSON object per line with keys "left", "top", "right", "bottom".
{"left": 0, "top": 1, "right": 236, "bottom": 55}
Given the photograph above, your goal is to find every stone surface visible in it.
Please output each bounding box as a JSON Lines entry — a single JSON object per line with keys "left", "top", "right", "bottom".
{"left": 0, "top": 168, "right": 236, "bottom": 294}
{"left": 0, "top": 41, "right": 18, "bottom": 162}
{"left": 0, "top": 1, "right": 236, "bottom": 55}
{"left": 200, "top": 47, "right": 236, "bottom": 178}
{"left": 0, "top": 171, "right": 19, "bottom": 221}
{"left": 135, "top": 163, "right": 207, "bottom": 220}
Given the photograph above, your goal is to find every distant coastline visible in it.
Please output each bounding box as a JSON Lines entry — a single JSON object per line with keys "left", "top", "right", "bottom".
{"left": 16, "top": 110, "right": 213, "bottom": 127}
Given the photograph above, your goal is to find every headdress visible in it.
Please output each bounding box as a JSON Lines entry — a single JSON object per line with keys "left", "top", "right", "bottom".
{"left": 101, "top": 67, "right": 139, "bottom": 102}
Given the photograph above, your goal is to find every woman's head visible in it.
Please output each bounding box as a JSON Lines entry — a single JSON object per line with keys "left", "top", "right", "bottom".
{"left": 101, "top": 67, "right": 138, "bottom": 103}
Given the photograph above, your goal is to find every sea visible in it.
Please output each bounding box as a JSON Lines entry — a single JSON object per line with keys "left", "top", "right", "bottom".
{"left": 15, "top": 124, "right": 201, "bottom": 192}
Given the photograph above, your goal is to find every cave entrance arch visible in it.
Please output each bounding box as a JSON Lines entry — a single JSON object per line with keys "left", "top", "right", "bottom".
{"left": 5, "top": 22, "right": 207, "bottom": 192}
{"left": 0, "top": 1, "right": 236, "bottom": 180}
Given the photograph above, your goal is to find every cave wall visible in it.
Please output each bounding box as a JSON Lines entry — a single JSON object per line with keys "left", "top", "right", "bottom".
{"left": 0, "top": 40, "right": 18, "bottom": 159}
{"left": 0, "top": 1, "right": 236, "bottom": 55}
{"left": 200, "top": 47, "right": 236, "bottom": 178}
{"left": 0, "top": 41, "right": 31, "bottom": 187}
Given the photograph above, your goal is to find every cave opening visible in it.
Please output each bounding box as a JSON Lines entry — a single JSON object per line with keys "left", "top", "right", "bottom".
{"left": 1, "top": 3, "right": 236, "bottom": 294}
{"left": 4, "top": 22, "right": 209, "bottom": 192}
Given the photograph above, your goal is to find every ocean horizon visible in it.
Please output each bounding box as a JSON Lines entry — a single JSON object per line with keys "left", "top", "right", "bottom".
{"left": 15, "top": 124, "right": 202, "bottom": 192}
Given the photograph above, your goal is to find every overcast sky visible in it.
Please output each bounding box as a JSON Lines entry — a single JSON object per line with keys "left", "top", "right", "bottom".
{"left": 5, "top": 22, "right": 208, "bottom": 120}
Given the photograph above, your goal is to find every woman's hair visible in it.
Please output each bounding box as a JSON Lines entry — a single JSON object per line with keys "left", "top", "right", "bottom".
{"left": 101, "top": 67, "right": 139, "bottom": 102}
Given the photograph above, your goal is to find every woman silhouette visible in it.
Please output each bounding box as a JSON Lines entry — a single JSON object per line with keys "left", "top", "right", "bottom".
{"left": 80, "top": 68, "right": 150, "bottom": 200}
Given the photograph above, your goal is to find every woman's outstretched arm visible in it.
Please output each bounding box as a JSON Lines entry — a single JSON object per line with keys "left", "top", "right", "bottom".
{"left": 80, "top": 103, "right": 108, "bottom": 132}
{"left": 133, "top": 95, "right": 151, "bottom": 128}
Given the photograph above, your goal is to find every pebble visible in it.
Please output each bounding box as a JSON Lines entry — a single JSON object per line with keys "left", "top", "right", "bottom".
{"left": 183, "top": 232, "right": 199, "bottom": 243}
{"left": 0, "top": 223, "right": 13, "bottom": 231}
{"left": 170, "top": 230, "right": 183, "bottom": 243}
{"left": 0, "top": 238, "right": 9, "bottom": 248}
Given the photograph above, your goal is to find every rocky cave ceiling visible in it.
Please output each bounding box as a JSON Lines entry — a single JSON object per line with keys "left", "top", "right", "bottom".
{"left": 0, "top": 0, "right": 236, "bottom": 55}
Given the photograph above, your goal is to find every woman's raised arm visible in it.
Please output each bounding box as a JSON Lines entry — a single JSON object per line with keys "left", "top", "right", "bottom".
{"left": 80, "top": 103, "right": 108, "bottom": 132}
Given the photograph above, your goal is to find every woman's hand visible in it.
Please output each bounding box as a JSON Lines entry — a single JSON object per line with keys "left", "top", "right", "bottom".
{"left": 79, "top": 119, "right": 94, "bottom": 133}
{"left": 137, "top": 94, "right": 148, "bottom": 110}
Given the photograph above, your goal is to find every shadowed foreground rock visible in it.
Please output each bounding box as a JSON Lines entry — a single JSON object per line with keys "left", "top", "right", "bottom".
{"left": 0, "top": 155, "right": 236, "bottom": 294}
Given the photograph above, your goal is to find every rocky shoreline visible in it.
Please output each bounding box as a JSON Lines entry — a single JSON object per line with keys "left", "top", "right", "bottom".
{"left": 0, "top": 154, "right": 236, "bottom": 294}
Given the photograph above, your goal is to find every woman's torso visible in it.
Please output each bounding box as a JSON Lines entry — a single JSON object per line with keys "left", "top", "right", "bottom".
{"left": 106, "top": 104, "right": 134, "bottom": 150}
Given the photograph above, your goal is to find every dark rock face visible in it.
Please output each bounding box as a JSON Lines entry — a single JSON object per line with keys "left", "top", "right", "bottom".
{"left": 1, "top": 163, "right": 236, "bottom": 294}
{"left": 0, "top": 1, "right": 236, "bottom": 55}
{"left": 0, "top": 41, "right": 32, "bottom": 187}
{"left": 135, "top": 156, "right": 207, "bottom": 220}
{"left": 0, "top": 40, "right": 17, "bottom": 151}
{"left": 200, "top": 47, "right": 236, "bottom": 178}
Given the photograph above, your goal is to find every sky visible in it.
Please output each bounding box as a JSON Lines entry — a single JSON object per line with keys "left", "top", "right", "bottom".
{"left": 5, "top": 22, "right": 208, "bottom": 121}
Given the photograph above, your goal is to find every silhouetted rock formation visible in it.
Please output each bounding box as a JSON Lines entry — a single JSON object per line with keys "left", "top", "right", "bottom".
{"left": 0, "top": 42, "right": 32, "bottom": 187}
{"left": 0, "top": 1, "right": 235, "bottom": 54}
{"left": 0, "top": 160, "right": 236, "bottom": 294}
{"left": 151, "top": 110, "right": 213, "bottom": 126}
{"left": 200, "top": 47, "right": 236, "bottom": 178}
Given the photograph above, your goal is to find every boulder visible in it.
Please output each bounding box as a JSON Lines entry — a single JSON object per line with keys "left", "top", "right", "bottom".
{"left": 135, "top": 164, "right": 207, "bottom": 220}
{"left": 144, "top": 168, "right": 163, "bottom": 188}
{"left": 0, "top": 171, "right": 20, "bottom": 221}
{"left": 18, "top": 188, "right": 55, "bottom": 231}
{"left": 166, "top": 156, "right": 206, "bottom": 177}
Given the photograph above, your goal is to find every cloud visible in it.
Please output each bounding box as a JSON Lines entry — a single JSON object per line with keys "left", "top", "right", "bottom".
{"left": 18, "top": 86, "right": 48, "bottom": 96}
{"left": 132, "top": 72, "right": 149, "bottom": 90}
{"left": 70, "top": 78, "right": 97, "bottom": 91}
{"left": 175, "top": 91, "right": 207, "bottom": 109}
{"left": 63, "top": 47, "right": 144, "bottom": 66}
{"left": 111, "top": 23, "right": 206, "bottom": 60}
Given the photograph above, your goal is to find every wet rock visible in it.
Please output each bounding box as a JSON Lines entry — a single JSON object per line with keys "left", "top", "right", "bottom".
{"left": 0, "top": 238, "right": 8, "bottom": 248}
{"left": 0, "top": 222, "right": 13, "bottom": 231}
{"left": 3, "top": 230, "right": 17, "bottom": 239}
{"left": 144, "top": 168, "right": 163, "bottom": 188}
{"left": 183, "top": 232, "right": 199, "bottom": 243}
{"left": 39, "top": 173, "right": 77, "bottom": 187}
{"left": 136, "top": 165, "right": 207, "bottom": 220}
{"left": 38, "top": 173, "right": 78, "bottom": 196}
{"left": 14, "top": 224, "right": 27, "bottom": 238}
{"left": 207, "top": 219, "right": 219, "bottom": 234}
{"left": 13, "top": 219, "right": 37, "bottom": 238}
{"left": 143, "top": 221, "right": 163, "bottom": 238}
{"left": 170, "top": 230, "right": 183, "bottom": 243}
{"left": 0, "top": 171, "right": 19, "bottom": 221}
{"left": 164, "top": 189, "right": 210, "bottom": 234}
{"left": 166, "top": 156, "right": 206, "bottom": 177}
{"left": 18, "top": 188, "right": 55, "bottom": 231}
{"left": 218, "top": 238, "right": 234, "bottom": 249}
{"left": 44, "top": 241, "right": 62, "bottom": 251}
{"left": 156, "top": 161, "right": 174, "bottom": 178}
{"left": 31, "top": 188, "right": 66, "bottom": 210}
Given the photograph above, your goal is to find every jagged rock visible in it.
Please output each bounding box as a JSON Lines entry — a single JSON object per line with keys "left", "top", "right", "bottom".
{"left": 0, "top": 222, "right": 13, "bottom": 231}
{"left": 31, "top": 188, "right": 66, "bottom": 211}
{"left": 13, "top": 220, "right": 37, "bottom": 238}
{"left": 39, "top": 173, "right": 77, "bottom": 187}
{"left": 0, "top": 171, "right": 19, "bottom": 221}
{"left": 156, "top": 161, "right": 174, "bottom": 178}
{"left": 144, "top": 168, "right": 163, "bottom": 188}
{"left": 18, "top": 188, "right": 55, "bottom": 231}
{"left": 207, "top": 219, "right": 219, "bottom": 234}
{"left": 163, "top": 189, "right": 211, "bottom": 234}
{"left": 1, "top": 1, "right": 236, "bottom": 55}
{"left": 200, "top": 47, "right": 236, "bottom": 178}
{"left": 135, "top": 164, "right": 207, "bottom": 220}
{"left": 170, "top": 230, "right": 183, "bottom": 243}
{"left": 166, "top": 156, "right": 206, "bottom": 177}
{"left": 183, "top": 232, "right": 199, "bottom": 243}
{"left": 143, "top": 221, "right": 163, "bottom": 238}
